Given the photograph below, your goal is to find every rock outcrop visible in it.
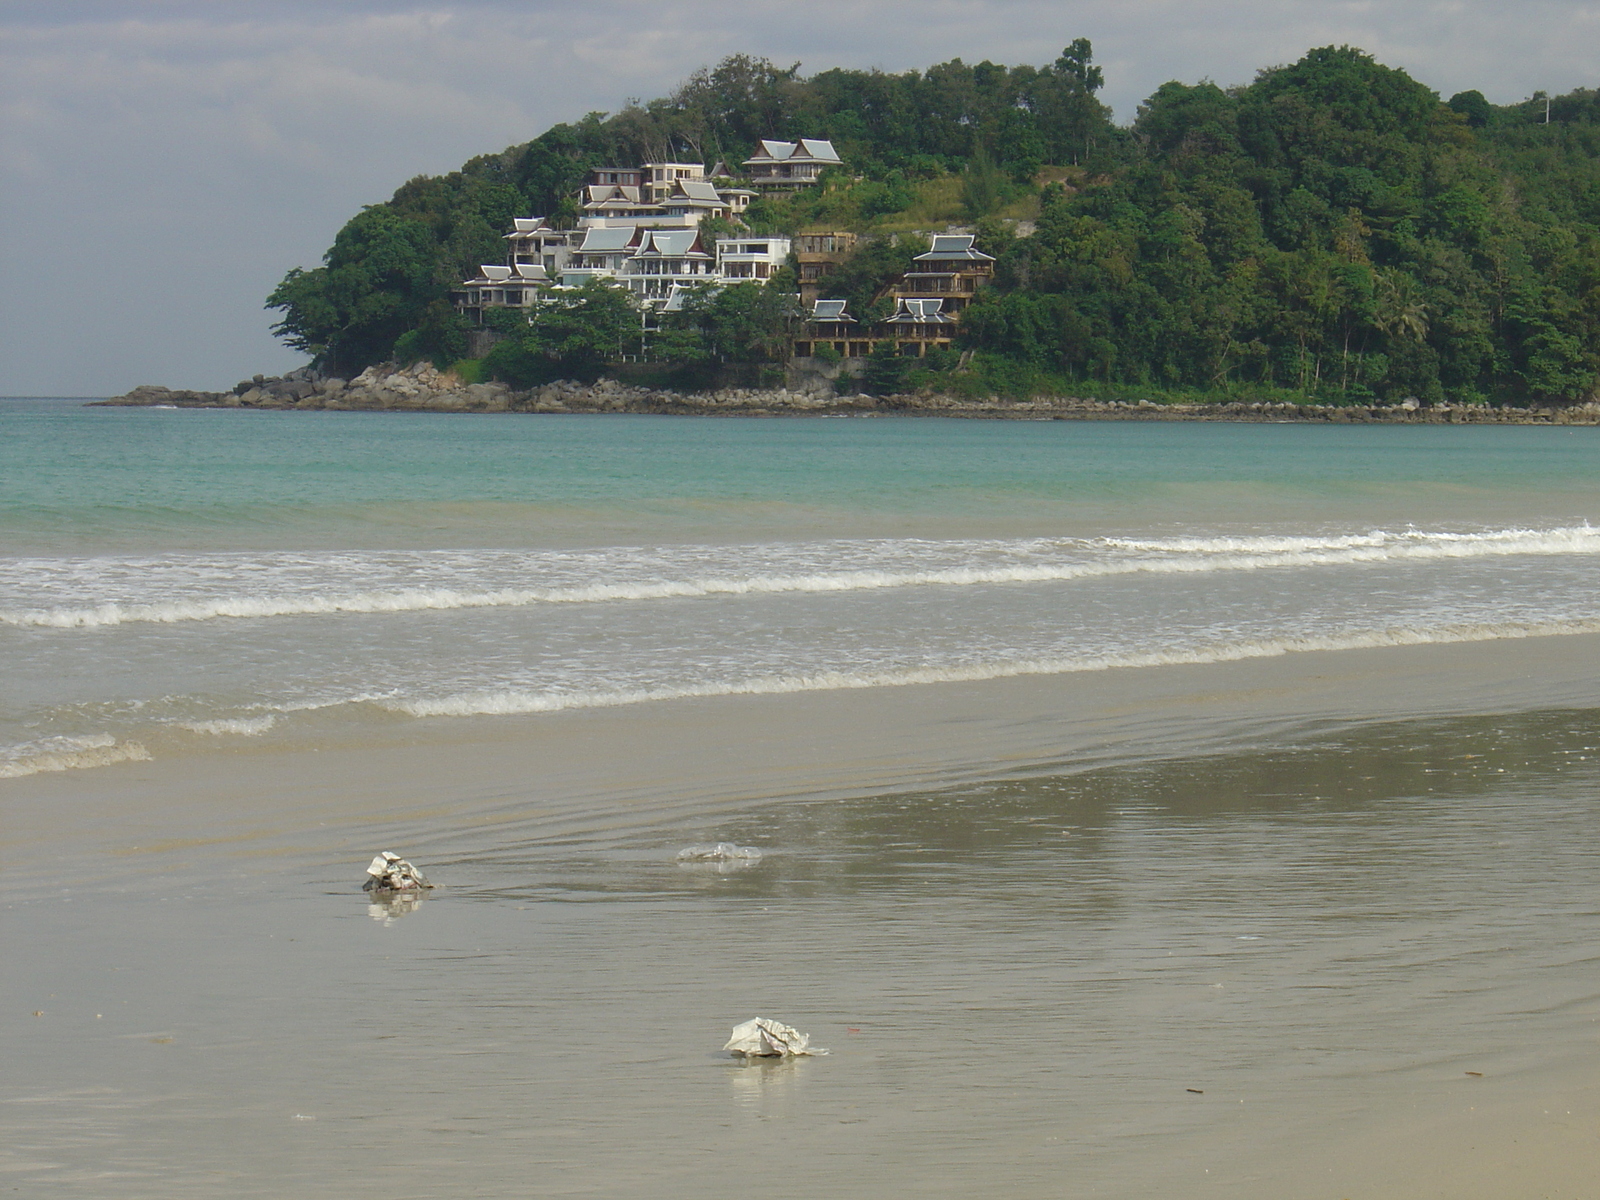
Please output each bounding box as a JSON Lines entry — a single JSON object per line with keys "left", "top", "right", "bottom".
{"left": 96, "top": 364, "right": 1600, "bottom": 424}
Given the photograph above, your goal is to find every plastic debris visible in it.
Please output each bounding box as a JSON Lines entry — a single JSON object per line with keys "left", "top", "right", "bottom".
{"left": 362, "top": 851, "right": 432, "bottom": 893}
{"left": 724, "top": 1018, "right": 826, "bottom": 1058}
{"left": 677, "top": 843, "right": 762, "bottom": 863}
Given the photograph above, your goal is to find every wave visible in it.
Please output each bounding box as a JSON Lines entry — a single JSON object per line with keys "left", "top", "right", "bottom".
{"left": 6, "top": 525, "right": 1598, "bottom": 630}
{"left": 1103, "top": 526, "right": 1600, "bottom": 554}
{"left": 384, "top": 617, "right": 1600, "bottom": 719}
{"left": 0, "top": 734, "right": 152, "bottom": 778}
{"left": 177, "top": 715, "right": 278, "bottom": 737}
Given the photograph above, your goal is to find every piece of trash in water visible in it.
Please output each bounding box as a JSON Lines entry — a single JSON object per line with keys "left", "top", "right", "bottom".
{"left": 678, "top": 843, "right": 761, "bottom": 863}
{"left": 724, "top": 1018, "right": 827, "bottom": 1058}
{"left": 1186, "top": 1088, "right": 1204, "bottom": 1094}
{"left": 363, "top": 851, "right": 432, "bottom": 893}
{"left": 1465, "top": 1071, "right": 1483, "bottom": 1077}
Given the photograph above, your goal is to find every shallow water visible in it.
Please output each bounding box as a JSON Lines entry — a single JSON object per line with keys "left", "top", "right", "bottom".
{"left": 5, "top": 402, "right": 1600, "bottom": 1194}
{"left": 5, "top": 710, "right": 1599, "bottom": 1198}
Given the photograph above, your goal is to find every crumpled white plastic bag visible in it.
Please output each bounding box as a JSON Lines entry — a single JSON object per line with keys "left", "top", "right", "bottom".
{"left": 723, "top": 1018, "right": 826, "bottom": 1057}
{"left": 362, "top": 850, "right": 432, "bottom": 892}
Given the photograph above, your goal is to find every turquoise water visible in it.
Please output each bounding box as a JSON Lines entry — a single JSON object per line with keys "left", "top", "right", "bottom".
{"left": 5, "top": 398, "right": 1600, "bottom": 775}
{"left": 7, "top": 400, "right": 1600, "bottom": 551}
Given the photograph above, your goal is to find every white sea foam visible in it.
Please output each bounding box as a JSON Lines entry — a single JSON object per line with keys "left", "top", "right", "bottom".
{"left": 0, "top": 734, "right": 152, "bottom": 778}
{"left": 177, "top": 715, "right": 278, "bottom": 737}
{"left": 5, "top": 525, "right": 1597, "bottom": 630}
{"left": 384, "top": 617, "right": 1600, "bottom": 719}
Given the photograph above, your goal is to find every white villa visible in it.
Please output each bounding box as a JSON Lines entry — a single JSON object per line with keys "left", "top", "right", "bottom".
{"left": 452, "top": 139, "right": 840, "bottom": 334}
{"left": 742, "top": 139, "right": 842, "bottom": 193}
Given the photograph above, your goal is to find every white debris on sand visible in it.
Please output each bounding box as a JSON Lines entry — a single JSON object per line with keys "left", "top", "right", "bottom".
{"left": 362, "top": 851, "right": 433, "bottom": 892}
{"left": 724, "top": 1018, "right": 826, "bottom": 1058}
{"left": 677, "top": 843, "right": 762, "bottom": 863}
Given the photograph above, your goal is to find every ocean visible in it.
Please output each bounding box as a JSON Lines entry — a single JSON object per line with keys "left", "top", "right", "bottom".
{"left": 3, "top": 398, "right": 1598, "bottom": 1196}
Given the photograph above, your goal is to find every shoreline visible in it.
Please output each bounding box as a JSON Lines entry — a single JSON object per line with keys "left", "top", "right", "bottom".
{"left": 94, "top": 363, "right": 1600, "bottom": 424}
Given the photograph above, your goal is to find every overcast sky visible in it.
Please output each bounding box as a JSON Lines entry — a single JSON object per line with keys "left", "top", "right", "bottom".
{"left": 3, "top": 0, "right": 1596, "bottom": 395}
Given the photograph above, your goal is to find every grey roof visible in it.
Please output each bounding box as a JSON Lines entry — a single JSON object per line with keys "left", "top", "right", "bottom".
{"left": 577, "top": 228, "right": 635, "bottom": 253}
{"left": 798, "top": 139, "right": 840, "bottom": 162}
{"left": 810, "top": 299, "right": 852, "bottom": 321}
{"left": 678, "top": 179, "right": 722, "bottom": 202}
{"left": 638, "top": 229, "right": 707, "bottom": 257}
{"left": 916, "top": 234, "right": 996, "bottom": 262}
{"left": 888, "top": 298, "right": 952, "bottom": 322}
{"left": 514, "top": 263, "right": 548, "bottom": 280}
{"left": 745, "top": 138, "right": 841, "bottom": 166}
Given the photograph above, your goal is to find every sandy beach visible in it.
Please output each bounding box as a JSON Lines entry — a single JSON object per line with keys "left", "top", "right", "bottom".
{"left": 5, "top": 402, "right": 1600, "bottom": 1195}
{"left": 6, "top": 633, "right": 1600, "bottom": 1197}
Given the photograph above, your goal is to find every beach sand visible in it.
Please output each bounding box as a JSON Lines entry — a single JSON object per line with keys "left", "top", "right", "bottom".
{"left": 5, "top": 633, "right": 1599, "bottom": 1197}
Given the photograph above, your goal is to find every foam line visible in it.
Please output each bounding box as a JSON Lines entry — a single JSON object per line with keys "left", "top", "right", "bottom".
{"left": 5, "top": 525, "right": 1597, "bottom": 629}
{"left": 384, "top": 617, "right": 1600, "bottom": 718}
{"left": 0, "top": 734, "right": 152, "bottom": 778}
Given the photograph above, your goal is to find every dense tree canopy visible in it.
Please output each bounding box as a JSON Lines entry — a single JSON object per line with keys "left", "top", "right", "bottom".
{"left": 269, "top": 42, "right": 1600, "bottom": 404}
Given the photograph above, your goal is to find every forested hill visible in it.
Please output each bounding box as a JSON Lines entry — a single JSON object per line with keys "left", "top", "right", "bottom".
{"left": 268, "top": 44, "right": 1600, "bottom": 405}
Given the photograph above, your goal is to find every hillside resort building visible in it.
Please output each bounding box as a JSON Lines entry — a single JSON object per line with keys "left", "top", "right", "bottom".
{"left": 451, "top": 138, "right": 995, "bottom": 359}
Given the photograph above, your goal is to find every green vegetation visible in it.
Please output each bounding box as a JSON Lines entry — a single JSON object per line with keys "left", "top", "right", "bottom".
{"left": 269, "top": 42, "right": 1600, "bottom": 405}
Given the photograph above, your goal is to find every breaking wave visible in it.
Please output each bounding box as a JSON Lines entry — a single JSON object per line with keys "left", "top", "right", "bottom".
{"left": 0, "top": 734, "right": 152, "bottom": 778}
{"left": 177, "top": 715, "right": 278, "bottom": 737}
{"left": 4, "top": 525, "right": 1596, "bottom": 630}
{"left": 384, "top": 617, "right": 1600, "bottom": 719}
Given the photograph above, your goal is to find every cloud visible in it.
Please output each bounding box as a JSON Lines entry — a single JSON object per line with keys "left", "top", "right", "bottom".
{"left": 3, "top": 1, "right": 1597, "bottom": 393}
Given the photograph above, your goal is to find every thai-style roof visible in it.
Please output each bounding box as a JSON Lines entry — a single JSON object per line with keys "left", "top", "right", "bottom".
{"left": 635, "top": 229, "right": 709, "bottom": 257}
{"left": 915, "top": 234, "right": 996, "bottom": 262}
{"left": 576, "top": 228, "right": 635, "bottom": 253}
{"left": 887, "top": 298, "right": 953, "bottom": 322}
{"left": 514, "top": 263, "right": 548, "bottom": 280}
{"left": 676, "top": 179, "right": 723, "bottom": 203}
{"left": 480, "top": 265, "right": 513, "bottom": 281}
{"left": 744, "top": 138, "right": 842, "bottom": 165}
{"left": 809, "top": 299, "right": 854, "bottom": 322}
{"left": 584, "top": 185, "right": 646, "bottom": 205}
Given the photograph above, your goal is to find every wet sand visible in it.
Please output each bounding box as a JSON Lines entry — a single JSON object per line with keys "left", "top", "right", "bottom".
{"left": 5, "top": 635, "right": 1600, "bottom": 1196}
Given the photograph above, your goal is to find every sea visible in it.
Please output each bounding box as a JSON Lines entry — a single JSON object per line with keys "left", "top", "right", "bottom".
{"left": 3, "top": 397, "right": 1598, "bottom": 1197}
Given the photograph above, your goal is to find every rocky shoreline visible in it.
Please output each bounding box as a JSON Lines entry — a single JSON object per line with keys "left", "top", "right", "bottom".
{"left": 96, "top": 362, "right": 1600, "bottom": 424}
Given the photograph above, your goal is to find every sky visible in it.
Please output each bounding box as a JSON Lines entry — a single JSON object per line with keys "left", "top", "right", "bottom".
{"left": 2, "top": 1, "right": 1596, "bottom": 396}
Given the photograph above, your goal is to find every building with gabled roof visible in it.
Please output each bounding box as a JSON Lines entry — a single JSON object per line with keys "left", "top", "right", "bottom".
{"left": 581, "top": 184, "right": 662, "bottom": 220}
{"left": 641, "top": 162, "right": 709, "bottom": 205}
{"left": 893, "top": 234, "right": 995, "bottom": 314}
{"left": 505, "top": 217, "right": 572, "bottom": 277}
{"left": 794, "top": 298, "right": 872, "bottom": 359}
{"left": 453, "top": 262, "right": 549, "bottom": 325}
{"left": 561, "top": 227, "right": 635, "bottom": 286}
{"left": 743, "top": 139, "right": 842, "bottom": 193}
{"left": 661, "top": 179, "right": 731, "bottom": 222}
{"left": 882, "top": 297, "right": 957, "bottom": 355}
{"left": 623, "top": 226, "right": 717, "bottom": 304}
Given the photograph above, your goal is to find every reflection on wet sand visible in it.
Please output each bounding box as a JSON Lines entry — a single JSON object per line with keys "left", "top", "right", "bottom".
{"left": 4, "top": 706, "right": 1598, "bottom": 1199}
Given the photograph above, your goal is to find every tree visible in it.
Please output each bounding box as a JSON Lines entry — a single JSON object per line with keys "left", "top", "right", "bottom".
{"left": 681, "top": 281, "right": 803, "bottom": 362}
{"left": 483, "top": 281, "right": 639, "bottom": 383}
{"left": 861, "top": 340, "right": 911, "bottom": 394}
{"left": 267, "top": 207, "right": 443, "bottom": 374}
